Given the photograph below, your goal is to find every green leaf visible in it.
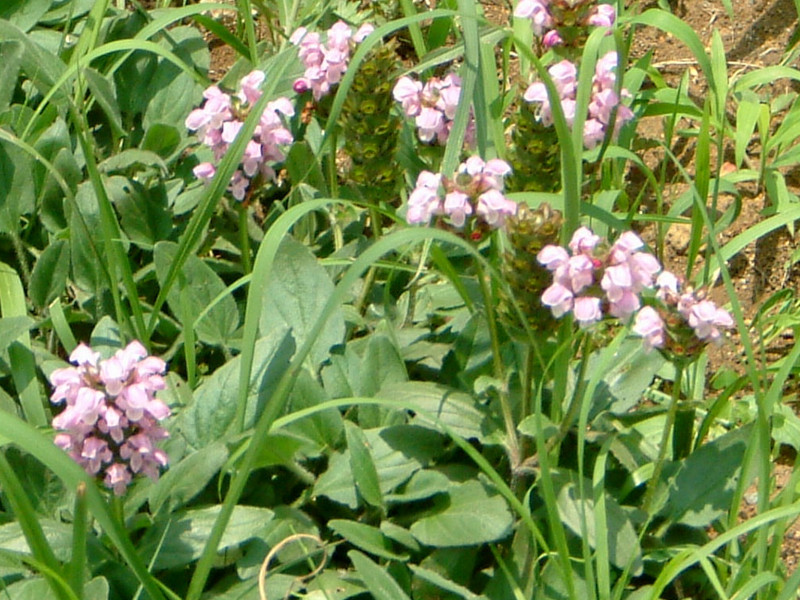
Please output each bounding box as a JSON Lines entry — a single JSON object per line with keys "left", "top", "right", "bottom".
{"left": 83, "top": 67, "right": 124, "bottom": 139}
{"left": 69, "top": 182, "right": 106, "bottom": 295}
{"left": 588, "top": 338, "right": 666, "bottom": 417}
{"left": 386, "top": 469, "right": 450, "bottom": 504}
{"left": 140, "top": 505, "right": 274, "bottom": 570}
{"left": 175, "top": 330, "right": 294, "bottom": 449}
{"left": 0, "top": 140, "right": 35, "bottom": 234}
{"left": 29, "top": 240, "right": 69, "bottom": 309}
{"left": 142, "top": 123, "right": 181, "bottom": 158}
{"left": 0, "top": 0, "right": 52, "bottom": 32}
{"left": 259, "top": 238, "right": 345, "bottom": 367}
{"left": 0, "top": 316, "right": 35, "bottom": 351}
{"left": 550, "top": 470, "right": 643, "bottom": 575}
{"left": 109, "top": 178, "right": 171, "bottom": 249}
{"left": 0, "top": 41, "right": 24, "bottom": 112}
{"left": 148, "top": 441, "right": 229, "bottom": 514}
{"left": 154, "top": 241, "right": 239, "bottom": 346}
{"left": 304, "top": 570, "right": 368, "bottom": 600}
{"left": 344, "top": 421, "right": 384, "bottom": 508}
{"left": 89, "top": 316, "right": 121, "bottom": 357}
{"left": 99, "top": 151, "right": 167, "bottom": 175}
{"left": 314, "top": 426, "right": 440, "bottom": 509}
{"left": 285, "top": 370, "right": 344, "bottom": 451}
{"left": 349, "top": 550, "right": 412, "bottom": 600}
{"left": 662, "top": 424, "right": 751, "bottom": 527}
{"left": 142, "top": 27, "right": 209, "bottom": 131}
{"left": 409, "top": 480, "right": 513, "bottom": 547}
{"left": 378, "top": 382, "right": 492, "bottom": 442}
{"left": 329, "top": 520, "right": 408, "bottom": 561}
{"left": 2, "top": 576, "right": 108, "bottom": 600}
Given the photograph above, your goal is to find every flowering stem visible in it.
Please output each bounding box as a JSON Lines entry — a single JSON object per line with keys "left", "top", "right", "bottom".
{"left": 642, "top": 364, "right": 684, "bottom": 515}
{"left": 237, "top": 203, "right": 252, "bottom": 275}
{"left": 67, "top": 482, "right": 88, "bottom": 599}
{"left": 475, "top": 259, "right": 519, "bottom": 467}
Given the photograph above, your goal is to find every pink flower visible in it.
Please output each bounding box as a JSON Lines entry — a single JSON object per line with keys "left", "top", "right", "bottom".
{"left": 239, "top": 70, "right": 265, "bottom": 104}
{"left": 688, "top": 301, "right": 734, "bottom": 343}
{"left": 587, "top": 3, "right": 616, "bottom": 28}
{"left": 543, "top": 30, "right": 563, "bottom": 48}
{"left": 514, "top": 0, "right": 553, "bottom": 36}
{"left": 569, "top": 227, "right": 601, "bottom": 255}
{"left": 574, "top": 296, "right": 603, "bottom": 327}
{"left": 634, "top": 306, "right": 666, "bottom": 352}
{"left": 393, "top": 76, "right": 423, "bottom": 116}
{"left": 187, "top": 72, "right": 293, "bottom": 199}
{"left": 444, "top": 191, "right": 472, "bottom": 227}
{"left": 49, "top": 341, "right": 171, "bottom": 496}
{"left": 476, "top": 189, "right": 518, "bottom": 227}
{"left": 395, "top": 73, "right": 473, "bottom": 146}
{"left": 542, "top": 283, "right": 574, "bottom": 317}
{"left": 406, "top": 171, "right": 442, "bottom": 224}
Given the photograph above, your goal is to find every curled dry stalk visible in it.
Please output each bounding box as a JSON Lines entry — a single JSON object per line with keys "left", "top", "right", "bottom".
{"left": 258, "top": 533, "right": 328, "bottom": 600}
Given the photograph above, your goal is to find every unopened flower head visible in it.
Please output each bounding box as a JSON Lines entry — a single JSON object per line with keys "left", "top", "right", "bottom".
{"left": 49, "top": 341, "right": 171, "bottom": 495}
{"left": 186, "top": 70, "right": 294, "bottom": 202}
{"left": 523, "top": 51, "right": 634, "bottom": 149}
{"left": 393, "top": 73, "right": 475, "bottom": 146}
{"left": 405, "top": 156, "right": 516, "bottom": 231}
{"left": 290, "top": 21, "right": 374, "bottom": 101}
{"left": 537, "top": 227, "right": 660, "bottom": 328}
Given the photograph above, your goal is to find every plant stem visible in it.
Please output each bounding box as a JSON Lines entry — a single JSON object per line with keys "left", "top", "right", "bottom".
{"left": 475, "top": 259, "right": 519, "bottom": 467}
{"left": 238, "top": 203, "right": 252, "bottom": 275}
{"left": 642, "top": 365, "right": 684, "bottom": 515}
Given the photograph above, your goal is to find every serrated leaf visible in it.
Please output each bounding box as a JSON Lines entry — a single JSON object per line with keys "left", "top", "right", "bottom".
{"left": 260, "top": 237, "right": 345, "bottom": 367}
{"left": 329, "top": 520, "right": 408, "bottom": 561}
{"left": 29, "top": 240, "right": 69, "bottom": 309}
{"left": 410, "top": 480, "right": 513, "bottom": 547}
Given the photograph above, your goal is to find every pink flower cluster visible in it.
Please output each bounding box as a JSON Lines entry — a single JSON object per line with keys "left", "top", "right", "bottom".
{"left": 538, "top": 227, "right": 661, "bottom": 327}
{"left": 290, "top": 21, "right": 374, "bottom": 101}
{"left": 633, "top": 272, "right": 734, "bottom": 352}
{"left": 49, "top": 341, "right": 171, "bottom": 495}
{"left": 406, "top": 157, "right": 517, "bottom": 229}
{"left": 523, "top": 52, "right": 634, "bottom": 149}
{"left": 393, "top": 74, "right": 474, "bottom": 146}
{"left": 186, "top": 71, "right": 294, "bottom": 201}
{"left": 514, "top": 0, "right": 616, "bottom": 44}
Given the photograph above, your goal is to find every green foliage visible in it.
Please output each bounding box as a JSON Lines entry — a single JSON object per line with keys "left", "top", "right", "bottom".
{"left": 0, "top": 2, "right": 797, "bottom": 600}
